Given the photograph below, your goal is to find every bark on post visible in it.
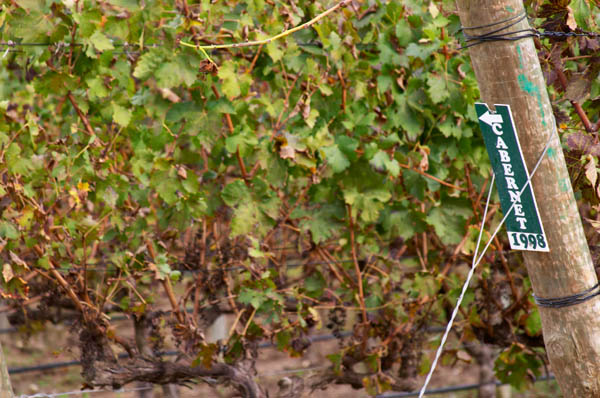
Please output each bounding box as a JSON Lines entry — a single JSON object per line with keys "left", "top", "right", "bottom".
{"left": 0, "top": 342, "right": 13, "bottom": 398}
{"left": 455, "top": 1, "right": 600, "bottom": 396}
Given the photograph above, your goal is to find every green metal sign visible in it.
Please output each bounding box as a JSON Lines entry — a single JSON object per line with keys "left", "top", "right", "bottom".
{"left": 475, "top": 103, "right": 549, "bottom": 252}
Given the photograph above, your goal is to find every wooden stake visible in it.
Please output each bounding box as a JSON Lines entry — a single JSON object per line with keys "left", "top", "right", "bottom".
{"left": 456, "top": 1, "right": 600, "bottom": 396}
{"left": 0, "top": 341, "right": 13, "bottom": 398}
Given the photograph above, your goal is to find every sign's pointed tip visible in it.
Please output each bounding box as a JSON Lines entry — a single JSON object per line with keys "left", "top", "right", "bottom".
{"left": 478, "top": 110, "right": 503, "bottom": 126}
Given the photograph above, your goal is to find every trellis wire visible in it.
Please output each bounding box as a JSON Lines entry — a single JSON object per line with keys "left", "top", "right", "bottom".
{"left": 16, "top": 386, "right": 152, "bottom": 398}
{"left": 418, "top": 133, "right": 554, "bottom": 397}
{"left": 6, "top": 334, "right": 348, "bottom": 375}
{"left": 378, "top": 374, "right": 556, "bottom": 398}
{"left": 11, "top": 371, "right": 557, "bottom": 398}
{"left": 5, "top": 330, "right": 451, "bottom": 375}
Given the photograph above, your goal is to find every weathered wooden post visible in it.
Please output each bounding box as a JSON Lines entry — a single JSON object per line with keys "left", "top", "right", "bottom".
{"left": 0, "top": 342, "right": 13, "bottom": 398}
{"left": 455, "top": 0, "right": 600, "bottom": 396}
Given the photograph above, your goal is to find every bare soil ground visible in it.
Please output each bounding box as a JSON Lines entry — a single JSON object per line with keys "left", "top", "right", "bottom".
{"left": 2, "top": 317, "right": 483, "bottom": 398}
{"left": 0, "top": 312, "right": 561, "bottom": 398}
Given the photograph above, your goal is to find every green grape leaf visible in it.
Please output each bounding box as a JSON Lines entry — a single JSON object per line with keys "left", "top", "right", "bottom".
{"left": 322, "top": 145, "right": 350, "bottom": 173}
{"left": 427, "top": 74, "right": 449, "bottom": 104}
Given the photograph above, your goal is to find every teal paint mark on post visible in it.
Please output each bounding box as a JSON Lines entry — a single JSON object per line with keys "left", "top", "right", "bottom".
{"left": 516, "top": 45, "right": 524, "bottom": 69}
{"left": 505, "top": 6, "right": 515, "bottom": 12}
{"left": 547, "top": 147, "right": 556, "bottom": 158}
{"left": 518, "top": 73, "right": 547, "bottom": 127}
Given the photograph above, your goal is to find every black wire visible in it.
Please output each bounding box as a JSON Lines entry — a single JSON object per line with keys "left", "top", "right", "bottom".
{"left": 8, "top": 356, "right": 557, "bottom": 396}
{"left": 2, "top": 18, "right": 598, "bottom": 55}
{"left": 375, "top": 374, "right": 556, "bottom": 398}
{"left": 8, "top": 360, "right": 81, "bottom": 375}
{"left": 0, "top": 41, "right": 154, "bottom": 47}
{"left": 6, "top": 328, "right": 445, "bottom": 375}
{"left": 45, "top": 254, "right": 420, "bottom": 274}
{"left": 459, "top": 11, "right": 538, "bottom": 50}
{"left": 533, "top": 282, "right": 600, "bottom": 308}
{"left": 461, "top": 10, "right": 527, "bottom": 31}
{"left": 460, "top": 11, "right": 527, "bottom": 37}
{"left": 458, "top": 9, "right": 599, "bottom": 50}
{"left": 4, "top": 334, "right": 344, "bottom": 374}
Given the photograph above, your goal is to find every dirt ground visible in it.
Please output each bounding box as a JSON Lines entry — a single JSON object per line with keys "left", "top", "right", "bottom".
{"left": 0, "top": 316, "right": 486, "bottom": 398}
{"left": 0, "top": 310, "right": 563, "bottom": 398}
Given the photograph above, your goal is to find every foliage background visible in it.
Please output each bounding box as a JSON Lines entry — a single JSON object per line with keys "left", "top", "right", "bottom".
{"left": 0, "top": 0, "right": 599, "bottom": 395}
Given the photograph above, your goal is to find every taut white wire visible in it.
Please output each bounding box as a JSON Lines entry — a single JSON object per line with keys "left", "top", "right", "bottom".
{"left": 417, "top": 173, "right": 495, "bottom": 398}
{"left": 418, "top": 134, "right": 553, "bottom": 398}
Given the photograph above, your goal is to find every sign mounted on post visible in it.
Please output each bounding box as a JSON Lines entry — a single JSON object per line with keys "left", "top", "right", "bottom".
{"left": 475, "top": 103, "right": 549, "bottom": 252}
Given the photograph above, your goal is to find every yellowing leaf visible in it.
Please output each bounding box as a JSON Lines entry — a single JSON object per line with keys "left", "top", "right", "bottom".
{"left": 218, "top": 62, "right": 241, "bottom": 100}
{"left": 69, "top": 187, "right": 81, "bottom": 207}
{"left": 2, "top": 263, "right": 13, "bottom": 282}
{"left": 428, "top": 2, "right": 439, "bottom": 18}
{"left": 308, "top": 307, "right": 322, "bottom": 329}
{"left": 77, "top": 181, "right": 90, "bottom": 193}
{"left": 89, "top": 30, "right": 115, "bottom": 52}
{"left": 112, "top": 102, "right": 132, "bottom": 127}
{"left": 585, "top": 155, "right": 598, "bottom": 190}
{"left": 17, "top": 208, "right": 34, "bottom": 228}
{"left": 266, "top": 40, "right": 283, "bottom": 62}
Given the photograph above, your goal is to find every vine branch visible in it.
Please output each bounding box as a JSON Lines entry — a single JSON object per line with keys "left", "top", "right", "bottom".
{"left": 347, "top": 204, "right": 367, "bottom": 326}
{"left": 398, "top": 162, "right": 466, "bottom": 191}
{"left": 180, "top": 0, "right": 351, "bottom": 51}
{"left": 551, "top": 57, "right": 597, "bottom": 133}
{"left": 67, "top": 92, "right": 96, "bottom": 136}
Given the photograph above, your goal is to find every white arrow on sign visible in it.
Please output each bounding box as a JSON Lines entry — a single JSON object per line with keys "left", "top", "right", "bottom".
{"left": 478, "top": 110, "right": 503, "bottom": 126}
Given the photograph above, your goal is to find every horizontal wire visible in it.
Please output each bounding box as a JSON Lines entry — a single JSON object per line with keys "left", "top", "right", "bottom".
{"left": 16, "top": 386, "right": 152, "bottom": 398}
{"left": 0, "top": 41, "right": 160, "bottom": 47}
{"left": 40, "top": 254, "right": 422, "bottom": 274}
{"left": 9, "top": 242, "right": 534, "bottom": 276}
{"left": 6, "top": 328, "right": 446, "bottom": 375}
{"left": 10, "top": 368, "right": 556, "bottom": 397}
{"left": 10, "top": 347, "right": 551, "bottom": 398}
{"left": 459, "top": 9, "right": 599, "bottom": 50}
{"left": 376, "top": 374, "right": 556, "bottom": 398}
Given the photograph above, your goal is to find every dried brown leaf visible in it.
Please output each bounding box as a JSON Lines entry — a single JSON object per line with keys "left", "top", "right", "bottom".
{"left": 279, "top": 144, "right": 295, "bottom": 160}
{"left": 9, "top": 251, "right": 29, "bottom": 269}
{"left": 177, "top": 166, "right": 188, "bottom": 179}
{"left": 567, "top": 133, "right": 600, "bottom": 156}
{"left": 566, "top": 73, "right": 592, "bottom": 103}
{"left": 158, "top": 88, "right": 181, "bottom": 103}
{"left": 566, "top": 6, "right": 577, "bottom": 30}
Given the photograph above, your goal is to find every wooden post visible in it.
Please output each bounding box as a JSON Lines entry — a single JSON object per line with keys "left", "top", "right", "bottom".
{"left": 455, "top": 1, "right": 600, "bottom": 396}
{"left": 0, "top": 341, "right": 13, "bottom": 398}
